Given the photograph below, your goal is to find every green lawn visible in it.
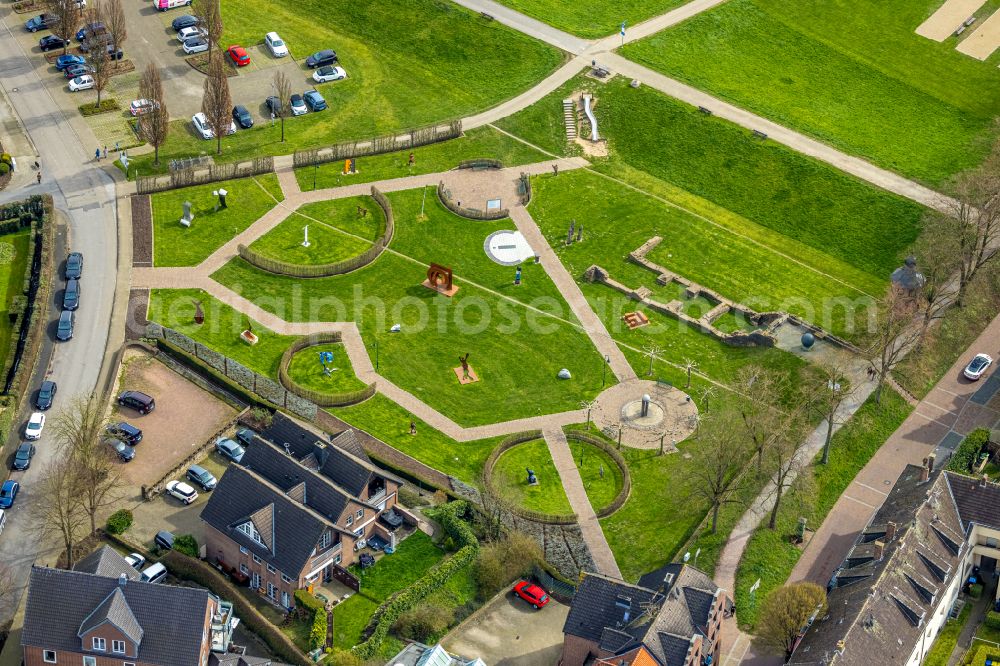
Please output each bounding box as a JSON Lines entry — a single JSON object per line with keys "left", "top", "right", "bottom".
{"left": 150, "top": 175, "right": 283, "bottom": 266}
{"left": 129, "top": 0, "right": 563, "bottom": 176}
{"left": 568, "top": 437, "right": 624, "bottom": 513}
{"left": 0, "top": 229, "right": 31, "bottom": 358}
{"left": 147, "top": 289, "right": 296, "bottom": 376}
{"left": 626, "top": 0, "right": 1000, "bottom": 185}
{"left": 495, "top": 0, "right": 686, "bottom": 38}
{"left": 294, "top": 126, "right": 550, "bottom": 191}
{"left": 734, "top": 388, "right": 912, "bottom": 629}
{"left": 493, "top": 439, "right": 574, "bottom": 516}
{"left": 248, "top": 196, "right": 383, "bottom": 266}
{"left": 211, "top": 188, "right": 612, "bottom": 426}
{"left": 286, "top": 343, "right": 368, "bottom": 393}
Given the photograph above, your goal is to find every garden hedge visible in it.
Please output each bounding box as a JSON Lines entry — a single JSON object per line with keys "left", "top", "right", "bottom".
{"left": 986, "top": 611, "right": 1000, "bottom": 631}
{"left": 293, "top": 589, "right": 328, "bottom": 650}
{"left": 483, "top": 431, "right": 577, "bottom": 524}
{"left": 278, "top": 332, "right": 376, "bottom": 407}
{"left": 947, "top": 429, "right": 991, "bottom": 474}
{"left": 106, "top": 509, "right": 134, "bottom": 535}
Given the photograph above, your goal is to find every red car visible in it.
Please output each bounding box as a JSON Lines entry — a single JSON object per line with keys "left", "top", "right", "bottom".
{"left": 227, "top": 45, "right": 250, "bottom": 67}
{"left": 513, "top": 581, "right": 550, "bottom": 609}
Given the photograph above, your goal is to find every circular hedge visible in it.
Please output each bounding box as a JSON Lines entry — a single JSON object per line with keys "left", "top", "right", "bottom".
{"left": 278, "top": 332, "right": 376, "bottom": 407}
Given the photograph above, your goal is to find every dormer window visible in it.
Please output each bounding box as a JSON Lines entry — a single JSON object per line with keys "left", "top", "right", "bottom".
{"left": 92, "top": 637, "right": 106, "bottom": 651}
{"left": 112, "top": 640, "right": 125, "bottom": 654}
{"left": 238, "top": 521, "right": 265, "bottom": 546}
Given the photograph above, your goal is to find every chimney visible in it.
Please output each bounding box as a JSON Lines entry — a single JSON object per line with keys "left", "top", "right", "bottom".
{"left": 873, "top": 540, "right": 885, "bottom": 561}
{"left": 920, "top": 457, "right": 930, "bottom": 482}
{"left": 118, "top": 573, "right": 127, "bottom": 588}
{"left": 927, "top": 454, "right": 935, "bottom": 473}
{"left": 885, "top": 521, "right": 897, "bottom": 542}
{"left": 983, "top": 474, "right": 991, "bottom": 488}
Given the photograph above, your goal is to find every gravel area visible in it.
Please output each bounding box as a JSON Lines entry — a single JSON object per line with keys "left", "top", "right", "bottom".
{"left": 131, "top": 194, "right": 152, "bottom": 267}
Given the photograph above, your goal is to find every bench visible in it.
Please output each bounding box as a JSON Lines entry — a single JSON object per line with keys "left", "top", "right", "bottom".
{"left": 752, "top": 129, "right": 768, "bottom": 140}
{"left": 698, "top": 106, "right": 712, "bottom": 115}
{"left": 965, "top": 15, "right": 977, "bottom": 26}
{"left": 955, "top": 25, "right": 967, "bottom": 36}
{"left": 656, "top": 379, "right": 673, "bottom": 390}
{"left": 480, "top": 11, "right": 494, "bottom": 20}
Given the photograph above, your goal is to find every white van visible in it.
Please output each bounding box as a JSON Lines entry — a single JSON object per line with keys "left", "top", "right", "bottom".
{"left": 153, "top": 0, "right": 191, "bottom": 11}
{"left": 140, "top": 562, "right": 168, "bottom": 583}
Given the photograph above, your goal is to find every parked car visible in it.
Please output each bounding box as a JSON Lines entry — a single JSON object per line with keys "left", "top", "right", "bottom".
{"left": 171, "top": 14, "right": 198, "bottom": 31}
{"left": 235, "top": 427, "right": 256, "bottom": 447}
{"left": 56, "top": 309, "right": 74, "bottom": 341}
{"left": 124, "top": 553, "right": 145, "bottom": 570}
{"left": 191, "top": 112, "right": 236, "bottom": 139}
{"left": 108, "top": 438, "right": 135, "bottom": 462}
{"left": 964, "top": 353, "right": 993, "bottom": 381}
{"left": 63, "top": 64, "right": 95, "bottom": 79}
{"left": 232, "top": 105, "right": 253, "bottom": 129}
{"left": 0, "top": 481, "right": 19, "bottom": 509}
{"left": 65, "top": 251, "right": 83, "bottom": 278}
{"left": 25, "top": 412, "right": 45, "bottom": 440}
{"left": 182, "top": 37, "right": 208, "bottom": 54}
{"left": 154, "top": 530, "right": 175, "bottom": 550}
{"left": 141, "top": 562, "right": 168, "bottom": 583}
{"left": 264, "top": 31, "right": 288, "bottom": 57}
{"left": 39, "top": 35, "right": 69, "bottom": 52}
{"left": 312, "top": 65, "right": 346, "bottom": 83}
{"left": 129, "top": 99, "right": 159, "bottom": 116}
{"left": 264, "top": 95, "right": 282, "bottom": 115}
{"left": 35, "top": 380, "right": 57, "bottom": 410}
{"left": 165, "top": 480, "right": 198, "bottom": 504}
{"left": 117, "top": 390, "right": 155, "bottom": 414}
{"left": 63, "top": 278, "right": 80, "bottom": 311}
{"left": 75, "top": 21, "right": 105, "bottom": 41}
{"left": 176, "top": 25, "right": 207, "bottom": 43}
{"left": 227, "top": 45, "right": 250, "bottom": 67}
{"left": 512, "top": 580, "right": 550, "bottom": 609}
{"left": 215, "top": 437, "right": 245, "bottom": 463}
{"left": 303, "top": 89, "right": 326, "bottom": 111}
{"left": 186, "top": 464, "right": 217, "bottom": 491}
{"left": 154, "top": 0, "right": 192, "bottom": 11}
{"left": 102, "top": 45, "right": 125, "bottom": 60}
{"left": 107, "top": 421, "right": 142, "bottom": 445}
{"left": 305, "top": 49, "right": 337, "bottom": 68}
{"left": 25, "top": 13, "right": 58, "bottom": 32}
{"left": 68, "top": 75, "right": 95, "bottom": 92}
{"left": 55, "top": 55, "right": 86, "bottom": 71}
{"left": 12, "top": 442, "right": 35, "bottom": 471}
{"left": 289, "top": 94, "right": 306, "bottom": 116}
{"left": 79, "top": 33, "right": 113, "bottom": 52}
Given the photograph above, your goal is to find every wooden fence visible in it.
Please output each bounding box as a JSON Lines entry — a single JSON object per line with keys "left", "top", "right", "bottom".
{"left": 136, "top": 156, "right": 274, "bottom": 195}
{"left": 483, "top": 431, "right": 578, "bottom": 524}
{"left": 277, "top": 332, "right": 376, "bottom": 407}
{"left": 293, "top": 121, "right": 462, "bottom": 168}
{"left": 437, "top": 180, "right": 508, "bottom": 220}
{"left": 564, "top": 431, "right": 631, "bottom": 518}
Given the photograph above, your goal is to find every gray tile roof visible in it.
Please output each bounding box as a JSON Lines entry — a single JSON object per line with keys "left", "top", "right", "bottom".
{"left": 563, "top": 573, "right": 660, "bottom": 645}
{"left": 74, "top": 546, "right": 139, "bottom": 580}
{"left": 316, "top": 443, "right": 371, "bottom": 497}
{"left": 22, "top": 566, "right": 209, "bottom": 666}
{"left": 945, "top": 472, "right": 1000, "bottom": 531}
{"left": 209, "top": 653, "right": 293, "bottom": 666}
{"left": 78, "top": 587, "right": 144, "bottom": 644}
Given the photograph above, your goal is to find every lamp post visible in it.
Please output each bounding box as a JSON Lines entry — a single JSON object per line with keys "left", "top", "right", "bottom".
{"left": 602, "top": 354, "right": 610, "bottom": 387}
{"left": 374, "top": 339, "right": 379, "bottom": 371}
{"left": 313, "top": 165, "right": 318, "bottom": 191}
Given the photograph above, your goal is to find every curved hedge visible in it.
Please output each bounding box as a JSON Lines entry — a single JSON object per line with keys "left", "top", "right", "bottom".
{"left": 457, "top": 158, "right": 502, "bottom": 170}
{"left": 565, "top": 432, "right": 631, "bottom": 518}
{"left": 238, "top": 186, "right": 394, "bottom": 278}
{"left": 484, "top": 431, "right": 578, "bottom": 525}
{"left": 278, "top": 332, "right": 376, "bottom": 407}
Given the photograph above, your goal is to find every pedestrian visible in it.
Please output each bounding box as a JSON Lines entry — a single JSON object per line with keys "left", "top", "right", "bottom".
{"left": 115, "top": 141, "right": 120, "bottom": 153}
{"left": 409, "top": 421, "right": 416, "bottom": 436}
{"left": 95, "top": 147, "right": 100, "bottom": 161}
{"left": 103, "top": 146, "right": 107, "bottom": 160}
{"left": 36, "top": 171, "right": 41, "bottom": 185}
{"left": 408, "top": 152, "right": 415, "bottom": 166}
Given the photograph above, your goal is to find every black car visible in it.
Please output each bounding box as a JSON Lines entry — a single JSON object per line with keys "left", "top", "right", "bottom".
{"left": 65, "top": 252, "right": 83, "bottom": 279}
{"left": 56, "top": 309, "right": 73, "bottom": 341}
{"left": 305, "top": 49, "right": 337, "bottom": 69}
{"left": 35, "top": 380, "right": 57, "bottom": 410}
{"left": 235, "top": 427, "right": 256, "bottom": 447}
{"left": 264, "top": 95, "right": 282, "bottom": 115}
{"left": 107, "top": 421, "right": 142, "bottom": 445}
{"left": 39, "top": 35, "right": 69, "bottom": 52}
{"left": 104, "top": 46, "right": 125, "bottom": 60}
{"left": 117, "top": 390, "right": 155, "bottom": 414}
{"left": 171, "top": 14, "right": 199, "bottom": 31}
{"left": 232, "top": 105, "right": 253, "bottom": 129}
{"left": 25, "top": 13, "right": 58, "bottom": 32}
{"left": 155, "top": 530, "right": 175, "bottom": 551}
{"left": 63, "top": 278, "right": 80, "bottom": 311}
{"left": 12, "top": 442, "right": 35, "bottom": 471}
{"left": 108, "top": 438, "right": 134, "bottom": 462}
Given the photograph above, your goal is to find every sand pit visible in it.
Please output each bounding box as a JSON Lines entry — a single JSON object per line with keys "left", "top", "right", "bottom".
{"left": 917, "top": 0, "right": 986, "bottom": 41}
{"left": 957, "top": 7, "right": 1000, "bottom": 59}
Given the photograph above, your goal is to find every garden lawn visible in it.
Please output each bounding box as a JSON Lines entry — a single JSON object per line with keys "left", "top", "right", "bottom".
{"left": 493, "top": 439, "right": 574, "bottom": 516}
{"left": 495, "top": 0, "right": 685, "bottom": 38}
{"left": 151, "top": 175, "right": 283, "bottom": 267}
{"left": 147, "top": 289, "right": 296, "bottom": 376}
{"left": 734, "top": 388, "right": 912, "bottom": 630}
{"left": 626, "top": 0, "right": 1000, "bottom": 185}
{"left": 330, "top": 394, "right": 501, "bottom": 484}
{"left": 287, "top": 343, "right": 368, "bottom": 394}
{"left": 212, "top": 189, "right": 611, "bottom": 427}
{"left": 569, "top": 437, "right": 624, "bottom": 513}
{"left": 248, "top": 196, "right": 383, "bottom": 266}
{"left": 0, "top": 229, "right": 31, "bottom": 359}
{"left": 294, "top": 127, "right": 550, "bottom": 191}
{"left": 129, "top": 0, "right": 563, "bottom": 176}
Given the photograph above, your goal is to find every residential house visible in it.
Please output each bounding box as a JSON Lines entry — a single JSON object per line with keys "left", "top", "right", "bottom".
{"left": 385, "top": 642, "right": 486, "bottom": 666}
{"left": 789, "top": 457, "right": 1000, "bottom": 665}
{"left": 561, "top": 563, "right": 727, "bottom": 666}
{"left": 201, "top": 413, "right": 403, "bottom": 609}
{"left": 22, "top": 547, "right": 237, "bottom": 666}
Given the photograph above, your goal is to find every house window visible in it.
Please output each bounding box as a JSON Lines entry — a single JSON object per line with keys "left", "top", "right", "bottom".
{"left": 319, "top": 531, "right": 331, "bottom": 549}
{"left": 112, "top": 640, "right": 125, "bottom": 654}
{"left": 42, "top": 651, "right": 56, "bottom": 664}
{"left": 267, "top": 564, "right": 276, "bottom": 574}
{"left": 92, "top": 637, "right": 106, "bottom": 651}
{"left": 334, "top": 554, "right": 341, "bottom": 565}
{"left": 267, "top": 583, "right": 277, "bottom": 600}
{"left": 356, "top": 509, "right": 363, "bottom": 520}
{"left": 253, "top": 554, "right": 262, "bottom": 564}
{"left": 354, "top": 528, "right": 363, "bottom": 537}
{"left": 237, "top": 522, "right": 266, "bottom": 547}
{"left": 83, "top": 658, "right": 96, "bottom": 666}
{"left": 240, "top": 546, "right": 248, "bottom": 554}
{"left": 346, "top": 516, "right": 353, "bottom": 527}
{"left": 125, "top": 663, "right": 136, "bottom": 666}
{"left": 240, "top": 563, "right": 249, "bottom": 575}
{"left": 282, "top": 574, "right": 293, "bottom": 584}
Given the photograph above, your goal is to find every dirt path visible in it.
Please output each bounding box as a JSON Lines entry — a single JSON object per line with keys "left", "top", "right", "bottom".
{"left": 917, "top": 0, "right": 986, "bottom": 41}
{"left": 957, "top": 7, "right": 1000, "bottom": 58}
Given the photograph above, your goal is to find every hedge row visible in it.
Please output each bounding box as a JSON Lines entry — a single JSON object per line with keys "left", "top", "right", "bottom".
{"left": 565, "top": 432, "right": 632, "bottom": 518}
{"left": 293, "top": 589, "right": 328, "bottom": 650}
{"left": 162, "top": 550, "right": 309, "bottom": 666}
{"left": 434, "top": 500, "right": 479, "bottom": 550}
{"left": 986, "top": 610, "right": 1000, "bottom": 631}
{"left": 483, "top": 431, "right": 578, "bottom": 525}
{"left": 278, "top": 332, "right": 376, "bottom": 407}
{"left": 947, "top": 428, "right": 991, "bottom": 474}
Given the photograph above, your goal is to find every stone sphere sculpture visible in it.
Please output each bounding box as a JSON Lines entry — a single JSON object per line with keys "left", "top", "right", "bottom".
{"left": 801, "top": 332, "right": 815, "bottom": 350}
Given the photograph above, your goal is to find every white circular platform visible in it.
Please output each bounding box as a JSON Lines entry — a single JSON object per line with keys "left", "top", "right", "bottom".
{"left": 484, "top": 230, "right": 536, "bottom": 266}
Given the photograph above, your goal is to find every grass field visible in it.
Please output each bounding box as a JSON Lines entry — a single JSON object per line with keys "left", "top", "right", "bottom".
{"left": 494, "top": 0, "right": 686, "bottom": 38}
{"left": 294, "top": 126, "right": 550, "bottom": 191}
{"left": 151, "top": 175, "right": 283, "bottom": 266}
{"left": 248, "top": 196, "right": 383, "bottom": 265}
{"left": 626, "top": 0, "right": 1000, "bottom": 185}
{"left": 129, "top": 0, "right": 563, "bottom": 176}
{"left": 569, "top": 438, "right": 624, "bottom": 512}
{"left": 0, "top": 230, "right": 31, "bottom": 361}
{"left": 494, "top": 439, "right": 574, "bottom": 515}
{"left": 212, "top": 187, "right": 612, "bottom": 426}
{"left": 286, "top": 343, "right": 368, "bottom": 394}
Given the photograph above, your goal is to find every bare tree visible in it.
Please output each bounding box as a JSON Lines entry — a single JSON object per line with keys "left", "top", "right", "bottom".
{"left": 687, "top": 406, "right": 752, "bottom": 533}
{"left": 811, "top": 363, "right": 857, "bottom": 465}
{"left": 82, "top": 1, "right": 111, "bottom": 110}
{"left": 201, "top": 54, "right": 232, "bottom": 155}
{"left": 137, "top": 64, "right": 169, "bottom": 165}
{"left": 682, "top": 358, "right": 697, "bottom": 389}
{"left": 642, "top": 344, "right": 662, "bottom": 377}
{"left": 764, "top": 412, "right": 810, "bottom": 530}
{"left": 757, "top": 582, "right": 828, "bottom": 658}
{"left": 943, "top": 155, "right": 1000, "bottom": 306}
{"left": 861, "top": 284, "right": 923, "bottom": 405}
{"left": 733, "top": 366, "right": 785, "bottom": 473}
{"left": 194, "top": 0, "right": 223, "bottom": 55}
{"left": 31, "top": 459, "right": 87, "bottom": 568}
{"left": 54, "top": 396, "right": 124, "bottom": 534}
{"left": 45, "top": 0, "right": 78, "bottom": 55}
{"left": 273, "top": 69, "right": 292, "bottom": 142}
{"left": 910, "top": 221, "right": 961, "bottom": 341}
{"left": 104, "top": 0, "right": 127, "bottom": 54}
{"left": 477, "top": 472, "right": 512, "bottom": 542}
{"left": 0, "top": 563, "right": 15, "bottom": 607}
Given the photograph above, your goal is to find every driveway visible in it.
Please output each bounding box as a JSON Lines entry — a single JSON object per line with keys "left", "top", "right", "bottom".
{"left": 442, "top": 590, "right": 569, "bottom": 666}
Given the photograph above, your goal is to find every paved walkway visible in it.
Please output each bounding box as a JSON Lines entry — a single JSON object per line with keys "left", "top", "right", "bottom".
{"left": 543, "top": 428, "right": 622, "bottom": 577}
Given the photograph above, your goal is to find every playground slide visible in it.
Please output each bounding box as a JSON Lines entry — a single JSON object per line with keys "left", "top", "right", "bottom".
{"left": 583, "top": 94, "right": 598, "bottom": 142}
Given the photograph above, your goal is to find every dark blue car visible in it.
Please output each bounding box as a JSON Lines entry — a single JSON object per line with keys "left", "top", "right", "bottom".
{"left": 76, "top": 22, "right": 105, "bottom": 41}
{"left": 0, "top": 480, "right": 19, "bottom": 509}
{"left": 303, "top": 89, "right": 326, "bottom": 111}
{"left": 55, "top": 54, "right": 86, "bottom": 71}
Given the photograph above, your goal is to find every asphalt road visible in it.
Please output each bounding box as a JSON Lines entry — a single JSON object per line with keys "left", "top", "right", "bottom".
{"left": 0, "top": 7, "right": 118, "bottom": 627}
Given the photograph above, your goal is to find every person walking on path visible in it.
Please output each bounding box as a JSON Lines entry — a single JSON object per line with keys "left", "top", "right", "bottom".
{"left": 103, "top": 146, "right": 107, "bottom": 160}
{"left": 95, "top": 147, "right": 100, "bottom": 161}
{"left": 36, "top": 171, "right": 41, "bottom": 185}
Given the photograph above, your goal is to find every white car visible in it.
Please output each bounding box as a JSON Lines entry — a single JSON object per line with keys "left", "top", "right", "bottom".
{"left": 177, "top": 26, "right": 207, "bottom": 43}
{"left": 164, "top": 480, "right": 199, "bottom": 505}
{"left": 129, "top": 98, "right": 158, "bottom": 116}
{"left": 68, "top": 75, "right": 95, "bottom": 92}
{"left": 964, "top": 353, "right": 994, "bottom": 381}
{"left": 124, "top": 553, "right": 146, "bottom": 570}
{"left": 25, "top": 412, "right": 45, "bottom": 440}
{"left": 312, "top": 65, "right": 346, "bottom": 83}
{"left": 191, "top": 112, "right": 236, "bottom": 140}
{"left": 182, "top": 37, "right": 208, "bottom": 54}
{"left": 264, "top": 31, "right": 288, "bottom": 57}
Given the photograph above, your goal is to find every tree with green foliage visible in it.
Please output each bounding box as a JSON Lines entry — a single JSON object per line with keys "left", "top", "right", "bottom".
{"left": 757, "top": 582, "right": 828, "bottom": 658}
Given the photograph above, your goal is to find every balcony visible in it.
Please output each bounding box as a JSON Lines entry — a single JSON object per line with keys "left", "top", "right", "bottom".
{"left": 210, "top": 601, "right": 239, "bottom": 653}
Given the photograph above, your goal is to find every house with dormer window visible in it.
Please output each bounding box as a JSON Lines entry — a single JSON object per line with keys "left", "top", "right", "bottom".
{"left": 200, "top": 413, "right": 403, "bottom": 609}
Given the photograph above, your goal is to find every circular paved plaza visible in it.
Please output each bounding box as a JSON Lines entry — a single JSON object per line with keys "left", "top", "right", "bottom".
{"left": 591, "top": 379, "right": 699, "bottom": 450}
